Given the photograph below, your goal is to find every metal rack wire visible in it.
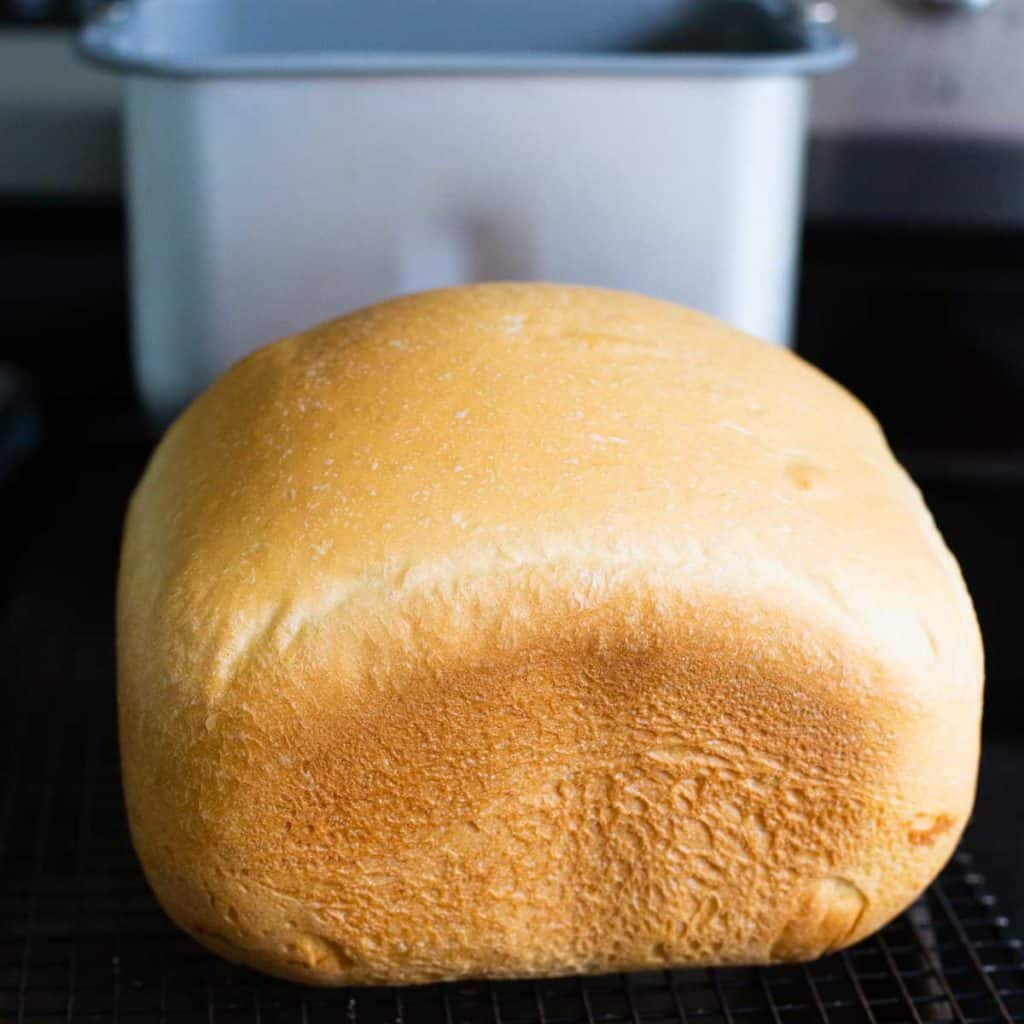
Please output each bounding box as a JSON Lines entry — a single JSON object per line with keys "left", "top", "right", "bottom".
{"left": 2, "top": 688, "right": 1023, "bottom": 1023}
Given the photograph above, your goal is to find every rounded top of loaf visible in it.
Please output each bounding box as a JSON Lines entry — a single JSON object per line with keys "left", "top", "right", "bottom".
{"left": 123, "top": 283, "right": 980, "bottom": 708}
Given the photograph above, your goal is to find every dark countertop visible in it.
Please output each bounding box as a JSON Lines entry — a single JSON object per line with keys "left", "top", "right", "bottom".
{"left": 971, "top": 736, "right": 1024, "bottom": 923}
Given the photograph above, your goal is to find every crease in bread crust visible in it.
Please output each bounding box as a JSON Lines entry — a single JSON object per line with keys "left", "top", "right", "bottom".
{"left": 117, "top": 283, "right": 982, "bottom": 986}
{"left": 151, "top": 525, "right": 966, "bottom": 716}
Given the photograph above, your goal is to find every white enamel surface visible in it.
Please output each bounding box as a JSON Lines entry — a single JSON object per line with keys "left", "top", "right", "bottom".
{"left": 125, "top": 74, "right": 809, "bottom": 422}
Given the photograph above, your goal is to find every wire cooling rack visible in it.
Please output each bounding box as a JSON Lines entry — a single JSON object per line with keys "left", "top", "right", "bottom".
{"left": 2, "top": 684, "right": 1023, "bottom": 1024}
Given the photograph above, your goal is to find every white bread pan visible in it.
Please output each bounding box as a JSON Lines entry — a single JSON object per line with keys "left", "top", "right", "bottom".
{"left": 80, "top": 0, "right": 852, "bottom": 422}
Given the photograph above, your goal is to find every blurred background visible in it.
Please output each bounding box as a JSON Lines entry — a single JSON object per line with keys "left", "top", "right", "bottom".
{"left": 1, "top": 1, "right": 1023, "bottom": 1018}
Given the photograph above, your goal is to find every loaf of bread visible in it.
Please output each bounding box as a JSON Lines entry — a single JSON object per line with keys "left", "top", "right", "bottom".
{"left": 118, "top": 283, "right": 982, "bottom": 986}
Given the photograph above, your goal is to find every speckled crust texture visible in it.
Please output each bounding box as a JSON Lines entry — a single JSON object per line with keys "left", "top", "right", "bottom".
{"left": 117, "top": 284, "right": 982, "bottom": 986}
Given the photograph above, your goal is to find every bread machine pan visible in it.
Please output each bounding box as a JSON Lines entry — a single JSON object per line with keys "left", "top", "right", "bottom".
{"left": 79, "top": 0, "right": 853, "bottom": 423}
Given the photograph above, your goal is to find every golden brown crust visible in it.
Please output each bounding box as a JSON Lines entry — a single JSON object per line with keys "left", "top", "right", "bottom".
{"left": 117, "top": 284, "right": 982, "bottom": 985}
